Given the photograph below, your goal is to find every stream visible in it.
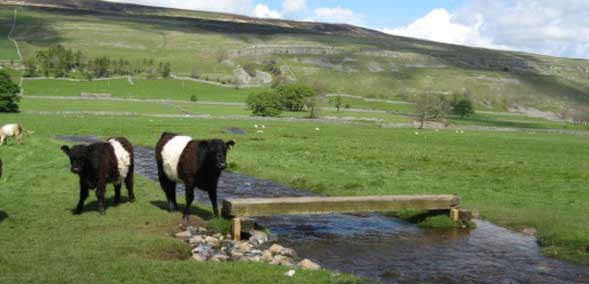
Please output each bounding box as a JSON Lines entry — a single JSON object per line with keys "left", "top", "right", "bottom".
{"left": 58, "top": 135, "right": 589, "bottom": 284}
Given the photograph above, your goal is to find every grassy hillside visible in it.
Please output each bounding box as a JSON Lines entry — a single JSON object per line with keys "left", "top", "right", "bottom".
{"left": 1, "top": 0, "right": 589, "bottom": 112}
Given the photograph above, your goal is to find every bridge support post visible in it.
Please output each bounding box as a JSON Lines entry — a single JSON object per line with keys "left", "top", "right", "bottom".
{"left": 231, "top": 218, "right": 242, "bottom": 240}
{"left": 449, "top": 207, "right": 473, "bottom": 221}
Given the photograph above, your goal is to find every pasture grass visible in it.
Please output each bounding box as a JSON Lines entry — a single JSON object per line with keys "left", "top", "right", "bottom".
{"left": 20, "top": 97, "right": 183, "bottom": 114}
{"left": 0, "top": 113, "right": 587, "bottom": 265}
{"left": 22, "top": 78, "right": 265, "bottom": 102}
{"left": 0, "top": 114, "right": 358, "bottom": 284}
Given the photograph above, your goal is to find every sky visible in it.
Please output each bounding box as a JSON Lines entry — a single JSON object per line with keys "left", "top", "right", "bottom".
{"left": 105, "top": 0, "right": 589, "bottom": 59}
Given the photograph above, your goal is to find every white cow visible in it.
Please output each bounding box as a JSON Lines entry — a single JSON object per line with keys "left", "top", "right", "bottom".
{"left": 0, "top": 123, "right": 23, "bottom": 145}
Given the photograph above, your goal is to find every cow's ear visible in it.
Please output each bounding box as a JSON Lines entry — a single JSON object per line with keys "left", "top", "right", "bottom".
{"left": 226, "top": 140, "right": 235, "bottom": 149}
{"left": 60, "top": 145, "right": 71, "bottom": 156}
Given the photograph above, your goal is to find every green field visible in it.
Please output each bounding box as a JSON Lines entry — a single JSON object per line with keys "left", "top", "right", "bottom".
{"left": 20, "top": 97, "right": 182, "bottom": 114}
{"left": 0, "top": 114, "right": 357, "bottom": 283}
{"left": 1, "top": 2, "right": 588, "bottom": 281}
{"left": 23, "top": 78, "right": 264, "bottom": 102}
{"left": 0, "top": 113, "right": 587, "bottom": 268}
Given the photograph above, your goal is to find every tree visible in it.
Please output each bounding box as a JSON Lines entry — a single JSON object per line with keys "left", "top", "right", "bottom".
{"left": 275, "top": 83, "right": 316, "bottom": 112}
{"left": 570, "top": 107, "right": 589, "bottom": 125}
{"left": 23, "top": 58, "right": 38, "bottom": 77}
{"left": 413, "top": 90, "right": 450, "bottom": 129}
{"left": 305, "top": 95, "right": 324, "bottom": 119}
{"left": 451, "top": 98, "right": 475, "bottom": 118}
{"left": 190, "top": 66, "right": 200, "bottom": 79}
{"left": 161, "top": 62, "right": 171, "bottom": 78}
{"left": 0, "top": 70, "right": 20, "bottom": 112}
{"left": 91, "top": 56, "right": 110, "bottom": 78}
{"left": 330, "top": 95, "right": 343, "bottom": 113}
{"left": 246, "top": 91, "right": 282, "bottom": 117}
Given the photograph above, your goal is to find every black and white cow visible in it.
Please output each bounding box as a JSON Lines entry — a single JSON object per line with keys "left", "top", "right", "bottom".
{"left": 61, "top": 137, "right": 135, "bottom": 215}
{"left": 155, "top": 132, "right": 235, "bottom": 222}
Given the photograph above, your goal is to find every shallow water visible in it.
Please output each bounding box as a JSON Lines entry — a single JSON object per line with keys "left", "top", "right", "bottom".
{"left": 59, "top": 135, "right": 589, "bottom": 284}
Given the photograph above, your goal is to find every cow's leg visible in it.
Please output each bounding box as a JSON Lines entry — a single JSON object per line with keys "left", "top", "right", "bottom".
{"left": 75, "top": 180, "right": 89, "bottom": 214}
{"left": 96, "top": 181, "right": 107, "bottom": 215}
{"left": 157, "top": 164, "right": 177, "bottom": 211}
{"left": 207, "top": 187, "right": 219, "bottom": 217}
{"left": 114, "top": 183, "right": 122, "bottom": 204}
{"left": 0, "top": 136, "right": 4, "bottom": 145}
{"left": 183, "top": 180, "right": 196, "bottom": 224}
{"left": 16, "top": 133, "right": 22, "bottom": 144}
{"left": 125, "top": 166, "right": 135, "bottom": 202}
{"left": 162, "top": 179, "right": 177, "bottom": 212}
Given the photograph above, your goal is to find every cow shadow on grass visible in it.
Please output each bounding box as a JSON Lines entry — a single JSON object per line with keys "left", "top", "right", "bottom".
{"left": 149, "top": 201, "right": 214, "bottom": 220}
{"left": 72, "top": 196, "right": 133, "bottom": 215}
{"left": 0, "top": 211, "right": 8, "bottom": 223}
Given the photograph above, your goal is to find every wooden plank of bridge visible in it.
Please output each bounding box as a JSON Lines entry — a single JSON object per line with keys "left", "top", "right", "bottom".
{"left": 224, "top": 194, "right": 462, "bottom": 240}
{"left": 222, "top": 194, "right": 460, "bottom": 218}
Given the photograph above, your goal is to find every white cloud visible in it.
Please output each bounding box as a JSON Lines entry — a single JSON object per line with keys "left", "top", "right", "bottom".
{"left": 282, "top": 0, "right": 306, "bottom": 14}
{"left": 385, "top": 1, "right": 589, "bottom": 59}
{"left": 384, "top": 9, "right": 507, "bottom": 50}
{"left": 253, "top": 4, "right": 282, "bottom": 19}
{"left": 312, "top": 7, "right": 362, "bottom": 25}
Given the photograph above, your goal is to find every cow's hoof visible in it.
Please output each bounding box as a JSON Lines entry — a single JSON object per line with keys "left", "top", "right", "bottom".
{"left": 99, "top": 210, "right": 106, "bottom": 215}
{"left": 128, "top": 197, "right": 136, "bottom": 203}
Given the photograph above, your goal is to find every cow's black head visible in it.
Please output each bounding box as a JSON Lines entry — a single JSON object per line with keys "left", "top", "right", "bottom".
{"left": 201, "top": 139, "right": 235, "bottom": 170}
{"left": 61, "top": 145, "right": 89, "bottom": 174}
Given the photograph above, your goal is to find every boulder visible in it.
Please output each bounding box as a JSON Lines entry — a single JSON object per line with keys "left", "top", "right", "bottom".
{"left": 192, "top": 244, "right": 213, "bottom": 257}
{"left": 197, "top": 227, "right": 208, "bottom": 234}
{"left": 269, "top": 244, "right": 284, "bottom": 255}
{"left": 298, "top": 258, "right": 321, "bottom": 270}
{"left": 279, "top": 247, "right": 296, "bottom": 258}
{"left": 192, "top": 253, "right": 207, "bottom": 262}
{"left": 211, "top": 254, "right": 230, "bottom": 262}
{"left": 174, "top": 230, "right": 191, "bottom": 240}
{"left": 237, "top": 242, "right": 253, "bottom": 253}
{"left": 271, "top": 254, "right": 293, "bottom": 266}
{"left": 261, "top": 250, "right": 274, "bottom": 262}
{"left": 249, "top": 230, "right": 268, "bottom": 244}
{"left": 245, "top": 255, "right": 261, "bottom": 262}
{"left": 204, "top": 236, "right": 220, "bottom": 248}
{"left": 189, "top": 235, "right": 204, "bottom": 245}
{"left": 522, "top": 227, "right": 537, "bottom": 236}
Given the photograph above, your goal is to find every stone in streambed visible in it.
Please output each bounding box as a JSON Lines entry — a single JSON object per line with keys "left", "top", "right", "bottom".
{"left": 298, "top": 258, "right": 321, "bottom": 270}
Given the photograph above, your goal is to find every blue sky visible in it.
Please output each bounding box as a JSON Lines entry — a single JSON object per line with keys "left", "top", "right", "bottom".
{"left": 106, "top": 0, "right": 589, "bottom": 59}
{"left": 260, "top": 0, "right": 467, "bottom": 29}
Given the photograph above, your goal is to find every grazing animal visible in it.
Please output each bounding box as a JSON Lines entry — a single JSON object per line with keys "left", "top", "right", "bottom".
{"left": 155, "top": 132, "right": 235, "bottom": 222}
{"left": 61, "top": 137, "right": 135, "bottom": 215}
{"left": 0, "top": 123, "right": 23, "bottom": 145}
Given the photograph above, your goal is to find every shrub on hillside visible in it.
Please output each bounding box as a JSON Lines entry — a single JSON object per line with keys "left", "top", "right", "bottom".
{"left": 190, "top": 95, "right": 199, "bottom": 102}
{"left": 275, "top": 83, "right": 316, "bottom": 112}
{"left": 246, "top": 91, "right": 282, "bottom": 117}
{"left": 451, "top": 98, "right": 475, "bottom": 118}
{"left": 0, "top": 71, "right": 20, "bottom": 112}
